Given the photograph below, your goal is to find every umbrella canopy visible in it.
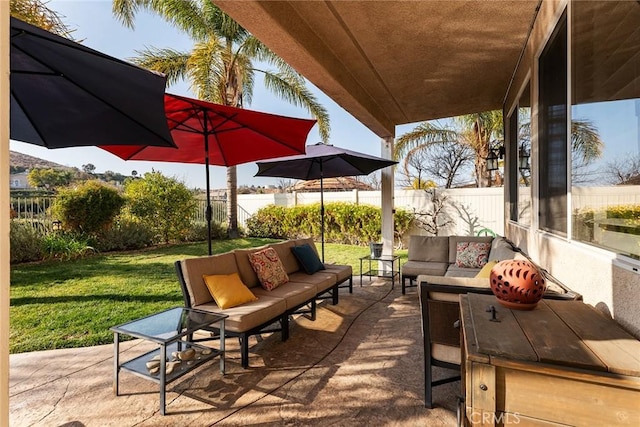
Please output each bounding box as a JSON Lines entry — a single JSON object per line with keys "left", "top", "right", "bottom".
{"left": 10, "top": 17, "right": 175, "bottom": 149}
{"left": 255, "top": 142, "right": 397, "bottom": 260}
{"left": 101, "top": 93, "right": 316, "bottom": 254}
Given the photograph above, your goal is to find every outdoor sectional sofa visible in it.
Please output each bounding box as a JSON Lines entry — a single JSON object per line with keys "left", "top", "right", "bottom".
{"left": 402, "top": 234, "right": 581, "bottom": 407}
{"left": 175, "top": 238, "right": 352, "bottom": 368}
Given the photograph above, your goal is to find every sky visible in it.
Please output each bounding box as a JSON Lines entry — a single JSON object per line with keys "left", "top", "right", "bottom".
{"left": 10, "top": 0, "right": 414, "bottom": 190}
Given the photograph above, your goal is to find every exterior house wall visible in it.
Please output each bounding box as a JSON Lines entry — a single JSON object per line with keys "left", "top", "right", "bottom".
{"left": 9, "top": 172, "right": 30, "bottom": 189}
{"left": 504, "top": 0, "right": 640, "bottom": 338}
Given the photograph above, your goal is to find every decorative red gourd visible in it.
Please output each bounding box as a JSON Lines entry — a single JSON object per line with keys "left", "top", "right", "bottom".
{"left": 489, "top": 259, "right": 546, "bottom": 310}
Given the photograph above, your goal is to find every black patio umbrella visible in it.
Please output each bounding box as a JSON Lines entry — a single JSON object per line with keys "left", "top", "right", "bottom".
{"left": 255, "top": 142, "right": 397, "bottom": 261}
{"left": 9, "top": 17, "right": 175, "bottom": 148}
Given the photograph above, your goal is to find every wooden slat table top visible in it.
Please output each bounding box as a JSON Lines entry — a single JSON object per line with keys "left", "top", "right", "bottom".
{"left": 463, "top": 294, "right": 640, "bottom": 377}
{"left": 546, "top": 299, "right": 640, "bottom": 377}
{"left": 466, "top": 294, "right": 538, "bottom": 362}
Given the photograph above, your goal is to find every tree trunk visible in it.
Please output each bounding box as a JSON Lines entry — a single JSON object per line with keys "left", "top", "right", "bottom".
{"left": 226, "top": 165, "right": 239, "bottom": 238}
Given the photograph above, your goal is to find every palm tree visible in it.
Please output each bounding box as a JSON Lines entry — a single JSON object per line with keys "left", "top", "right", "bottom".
{"left": 395, "top": 111, "right": 603, "bottom": 188}
{"left": 112, "top": 0, "right": 330, "bottom": 237}
{"left": 10, "top": 0, "right": 73, "bottom": 37}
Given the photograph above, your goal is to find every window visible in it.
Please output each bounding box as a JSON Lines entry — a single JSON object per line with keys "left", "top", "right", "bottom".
{"left": 538, "top": 14, "right": 568, "bottom": 236}
{"left": 571, "top": 1, "right": 640, "bottom": 259}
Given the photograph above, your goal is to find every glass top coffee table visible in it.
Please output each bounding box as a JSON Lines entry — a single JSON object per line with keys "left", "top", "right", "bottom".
{"left": 111, "top": 307, "right": 227, "bottom": 415}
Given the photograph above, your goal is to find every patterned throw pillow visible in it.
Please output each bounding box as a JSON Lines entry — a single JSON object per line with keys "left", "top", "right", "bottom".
{"left": 248, "top": 247, "right": 289, "bottom": 291}
{"left": 455, "top": 242, "right": 491, "bottom": 268}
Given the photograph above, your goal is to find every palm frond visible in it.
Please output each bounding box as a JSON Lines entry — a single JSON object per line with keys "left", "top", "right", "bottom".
{"left": 187, "top": 40, "right": 225, "bottom": 102}
{"left": 261, "top": 71, "right": 331, "bottom": 142}
{"left": 394, "top": 122, "right": 457, "bottom": 160}
{"left": 130, "top": 46, "right": 191, "bottom": 86}
{"left": 112, "top": 0, "right": 210, "bottom": 40}
{"left": 571, "top": 119, "right": 604, "bottom": 163}
{"left": 11, "top": 0, "right": 75, "bottom": 37}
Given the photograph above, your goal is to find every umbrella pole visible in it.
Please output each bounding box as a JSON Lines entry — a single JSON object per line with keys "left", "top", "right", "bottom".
{"left": 320, "top": 163, "right": 325, "bottom": 262}
{"left": 204, "top": 112, "right": 213, "bottom": 256}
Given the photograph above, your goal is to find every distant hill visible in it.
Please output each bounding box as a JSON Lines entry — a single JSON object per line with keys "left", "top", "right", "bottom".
{"left": 10, "top": 151, "right": 73, "bottom": 171}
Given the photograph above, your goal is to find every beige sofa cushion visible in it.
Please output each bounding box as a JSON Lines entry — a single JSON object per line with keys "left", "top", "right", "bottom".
{"left": 179, "top": 252, "right": 239, "bottom": 306}
{"left": 488, "top": 236, "right": 519, "bottom": 261}
{"left": 195, "top": 295, "right": 286, "bottom": 333}
{"left": 402, "top": 260, "right": 448, "bottom": 277}
{"left": 288, "top": 271, "right": 337, "bottom": 293}
{"left": 268, "top": 240, "right": 300, "bottom": 275}
{"left": 234, "top": 247, "right": 264, "bottom": 288}
{"left": 252, "top": 282, "right": 317, "bottom": 310}
{"left": 408, "top": 236, "right": 449, "bottom": 262}
{"left": 445, "top": 265, "right": 482, "bottom": 278}
{"left": 323, "top": 264, "right": 352, "bottom": 283}
{"left": 448, "top": 236, "right": 493, "bottom": 264}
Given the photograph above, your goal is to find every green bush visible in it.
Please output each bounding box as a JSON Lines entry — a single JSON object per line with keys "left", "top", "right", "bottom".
{"left": 124, "top": 172, "right": 198, "bottom": 244}
{"left": 182, "top": 221, "right": 228, "bottom": 242}
{"left": 41, "top": 232, "right": 95, "bottom": 261}
{"left": 246, "top": 202, "right": 414, "bottom": 246}
{"left": 51, "top": 180, "right": 125, "bottom": 234}
{"left": 9, "top": 221, "right": 44, "bottom": 263}
{"left": 573, "top": 204, "right": 640, "bottom": 242}
{"left": 92, "top": 218, "right": 155, "bottom": 252}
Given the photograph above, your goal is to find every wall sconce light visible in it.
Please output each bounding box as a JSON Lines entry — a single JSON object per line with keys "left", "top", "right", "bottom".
{"left": 518, "top": 147, "right": 530, "bottom": 170}
{"left": 486, "top": 143, "right": 505, "bottom": 172}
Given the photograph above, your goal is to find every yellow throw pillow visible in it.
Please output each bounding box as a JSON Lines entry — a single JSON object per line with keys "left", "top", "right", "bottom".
{"left": 202, "top": 272, "right": 257, "bottom": 309}
{"left": 475, "top": 260, "right": 499, "bottom": 279}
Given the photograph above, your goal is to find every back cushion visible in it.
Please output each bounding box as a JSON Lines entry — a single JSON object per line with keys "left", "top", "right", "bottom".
{"left": 488, "top": 236, "right": 518, "bottom": 261}
{"left": 408, "top": 236, "right": 449, "bottom": 262}
{"left": 268, "top": 240, "right": 300, "bottom": 274}
{"left": 180, "top": 252, "right": 238, "bottom": 306}
{"left": 448, "top": 236, "right": 494, "bottom": 264}
{"left": 234, "top": 247, "right": 263, "bottom": 288}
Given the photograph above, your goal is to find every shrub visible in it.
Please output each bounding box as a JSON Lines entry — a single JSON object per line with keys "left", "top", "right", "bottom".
{"left": 182, "top": 221, "right": 228, "bottom": 242}
{"left": 246, "top": 202, "right": 414, "bottom": 246}
{"left": 41, "top": 232, "right": 95, "bottom": 261}
{"left": 124, "top": 172, "right": 198, "bottom": 244}
{"left": 51, "top": 180, "right": 125, "bottom": 234}
{"left": 9, "top": 221, "right": 44, "bottom": 263}
{"left": 92, "top": 218, "right": 155, "bottom": 252}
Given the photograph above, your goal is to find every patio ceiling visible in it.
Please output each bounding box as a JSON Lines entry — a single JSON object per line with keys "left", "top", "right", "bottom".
{"left": 214, "top": 0, "right": 540, "bottom": 138}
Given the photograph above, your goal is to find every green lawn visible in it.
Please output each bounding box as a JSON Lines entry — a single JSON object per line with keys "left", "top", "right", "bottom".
{"left": 10, "top": 238, "right": 407, "bottom": 354}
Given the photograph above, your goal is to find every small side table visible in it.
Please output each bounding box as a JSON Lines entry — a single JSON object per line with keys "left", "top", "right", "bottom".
{"left": 111, "top": 307, "right": 227, "bottom": 415}
{"left": 360, "top": 254, "right": 401, "bottom": 288}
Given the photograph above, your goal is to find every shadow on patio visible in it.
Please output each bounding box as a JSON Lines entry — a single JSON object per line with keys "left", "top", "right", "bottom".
{"left": 10, "top": 278, "right": 458, "bottom": 426}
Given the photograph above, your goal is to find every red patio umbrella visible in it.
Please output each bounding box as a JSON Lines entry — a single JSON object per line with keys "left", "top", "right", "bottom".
{"left": 101, "top": 93, "right": 316, "bottom": 254}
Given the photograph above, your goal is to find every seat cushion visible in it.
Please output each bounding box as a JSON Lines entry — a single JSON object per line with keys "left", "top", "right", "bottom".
{"left": 252, "top": 282, "right": 317, "bottom": 311}
{"left": 323, "top": 263, "right": 352, "bottom": 283}
{"left": 288, "top": 271, "right": 337, "bottom": 294}
{"left": 402, "top": 260, "right": 448, "bottom": 277}
{"left": 195, "top": 295, "right": 286, "bottom": 333}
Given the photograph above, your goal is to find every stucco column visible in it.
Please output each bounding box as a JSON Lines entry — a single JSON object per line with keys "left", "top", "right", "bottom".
{"left": 1, "top": 2, "right": 11, "bottom": 424}
{"left": 381, "top": 136, "right": 394, "bottom": 259}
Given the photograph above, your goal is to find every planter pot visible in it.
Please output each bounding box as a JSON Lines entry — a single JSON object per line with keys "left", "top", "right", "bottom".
{"left": 489, "top": 259, "right": 546, "bottom": 310}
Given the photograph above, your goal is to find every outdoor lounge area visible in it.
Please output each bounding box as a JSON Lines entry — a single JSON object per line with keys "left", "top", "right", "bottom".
{"left": 3, "top": 0, "right": 640, "bottom": 425}
{"left": 9, "top": 277, "right": 461, "bottom": 426}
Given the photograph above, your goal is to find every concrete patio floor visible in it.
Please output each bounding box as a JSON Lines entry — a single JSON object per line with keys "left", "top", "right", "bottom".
{"left": 9, "top": 278, "right": 459, "bottom": 426}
